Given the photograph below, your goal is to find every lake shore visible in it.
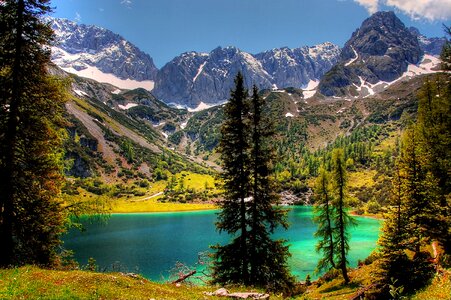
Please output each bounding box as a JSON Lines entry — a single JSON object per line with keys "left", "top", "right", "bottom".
{"left": 111, "top": 196, "right": 217, "bottom": 213}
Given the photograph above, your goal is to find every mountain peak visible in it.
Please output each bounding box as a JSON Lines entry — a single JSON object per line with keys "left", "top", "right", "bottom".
{"left": 319, "top": 11, "right": 424, "bottom": 97}
{"left": 49, "top": 17, "right": 158, "bottom": 86}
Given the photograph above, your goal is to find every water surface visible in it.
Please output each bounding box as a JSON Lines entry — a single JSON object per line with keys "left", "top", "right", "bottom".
{"left": 64, "top": 206, "right": 381, "bottom": 281}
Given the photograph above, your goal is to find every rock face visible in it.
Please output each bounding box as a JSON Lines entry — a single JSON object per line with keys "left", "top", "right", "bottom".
{"left": 319, "top": 11, "right": 423, "bottom": 97}
{"left": 409, "top": 27, "right": 446, "bottom": 56}
{"left": 153, "top": 44, "right": 340, "bottom": 107}
{"left": 154, "top": 46, "right": 274, "bottom": 107}
{"left": 49, "top": 18, "right": 158, "bottom": 81}
{"left": 255, "top": 42, "right": 340, "bottom": 89}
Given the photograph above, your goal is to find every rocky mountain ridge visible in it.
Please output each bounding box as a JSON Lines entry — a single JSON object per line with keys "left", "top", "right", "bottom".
{"left": 49, "top": 17, "right": 158, "bottom": 89}
{"left": 49, "top": 12, "right": 444, "bottom": 108}
{"left": 153, "top": 43, "right": 341, "bottom": 108}
{"left": 318, "top": 11, "right": 426, "bottom": 97}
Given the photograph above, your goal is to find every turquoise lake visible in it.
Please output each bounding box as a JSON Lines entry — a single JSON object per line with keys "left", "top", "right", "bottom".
{"left": 63, "top": 206, "right": 381, "bottom": 281}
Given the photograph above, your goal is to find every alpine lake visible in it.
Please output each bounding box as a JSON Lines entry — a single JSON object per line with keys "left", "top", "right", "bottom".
{"left": 63, "top": 206, "right": 381, "bottom": 281}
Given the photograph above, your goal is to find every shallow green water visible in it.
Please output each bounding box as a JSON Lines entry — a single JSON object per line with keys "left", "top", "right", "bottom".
{"left": 63, "top": 206, "right": 381, "bottom": 281}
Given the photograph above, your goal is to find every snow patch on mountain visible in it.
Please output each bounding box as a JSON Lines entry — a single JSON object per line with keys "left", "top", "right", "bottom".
{"left": 193, "top": 61, "right": 207, "bottom": 83}
{"left": 118, "top": 103, "right": 139, "bottom": 110}
{"left": 188, "top": 101, "right": 223, "bottom": 112}
{"left": 351, "top": 54, "right": 442, "bottom": 98}
{"left": 73, "top": 89, "right": 88, "bottom": 97}
{"left": 345, "top": 46, "right": 359, "bottom": 67}
{"left": 61, "top": 64, "right": 154, "bottom": 90}
{"left": 302, "top": 79, "right": 320, "bottom": 99}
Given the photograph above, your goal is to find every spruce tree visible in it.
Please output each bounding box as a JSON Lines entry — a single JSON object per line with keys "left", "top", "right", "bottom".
{"left": 440, "top": 25, "right": 451, "bottom": 70}
{"left": 398, "top": 127, "right": 441, "bottom": 255}
{"left": 212, "top": 78, "right": 294, "bottom": 291}
{"left": 212, "top": 72, "right": 251, "bottom": 284}
{"left": 313, "top": 167, "right": 336, "bottom": 273}
{"left": 378, "top": 166, "right": 411, "bottom": 292}
{"left": 248, "top": 86, "right": 294, "bottom": 291}
{"left": 331, "top": 148, "right": 355, "bottom": 283}
{"left": 0, "top": 0, "right": 68, "bottom": 266}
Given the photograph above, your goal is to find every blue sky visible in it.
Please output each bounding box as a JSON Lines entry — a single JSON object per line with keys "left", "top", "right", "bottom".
{"left": 51, "top": 0, "right": 451, "bottom": 68}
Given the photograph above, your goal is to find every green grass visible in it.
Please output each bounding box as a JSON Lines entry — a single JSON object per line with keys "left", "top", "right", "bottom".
{"left": 411, "top": 270, "right": 451, "bottom": 300}
{"left": 0, "top": 266, "right": 282, "bottom": 300}
{"left": 174, "top": 171, "right": 218, "bottom": 191}
{"left": 64, "top": 172, "right": 219, "bottom": 213}
{"left": 112, "top": 197, "right": 216, "bottom": 213}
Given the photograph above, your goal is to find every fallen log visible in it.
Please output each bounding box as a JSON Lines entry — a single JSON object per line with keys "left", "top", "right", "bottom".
{"left": 204, "top": 288, "right": 270, "bottom": 299}
{"left": 349, "top": 283, "right": 378, "bottom": 300}
{"left": 171, "top": 270, "right": 196, "bottom": 284}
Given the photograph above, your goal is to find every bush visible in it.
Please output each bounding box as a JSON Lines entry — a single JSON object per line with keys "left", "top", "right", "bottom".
{"left": 320, "top": 268, "right": 341, "bottom": 282}
{"left": 366, "top": 199, "right": 382, "bottom": 214}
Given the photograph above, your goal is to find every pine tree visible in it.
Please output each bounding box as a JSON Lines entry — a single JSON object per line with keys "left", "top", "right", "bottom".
{"left": 378, "top": 166, "right": 411, "bottom": 291}
{"left": 313, "top": 167, "right": 336, "bottom": 273}
{"left": 212, "top": 78, "right": 294, "bottom": 291}
{"left": 247, "top": 86, "right": 294, "bottom": 291}
{"left": 0, "top": 0, "right": 68, "bottom": 266}
{"left": 331, "top": 148, "right": 355, "bottom": 283}
{"left": 398, "top": 127, "right": 441, "bottom": 254}
{"left": 212, "top": 72, "right": 251, "bottom": 284}
{"left": 377, "top": 126, "right": 439, "bottom": 294}
{"left": 416, "top": 76, "right": 451, "bottom": 252}
{"left": 440, "top": 25, "right": 451, "bottom": 70}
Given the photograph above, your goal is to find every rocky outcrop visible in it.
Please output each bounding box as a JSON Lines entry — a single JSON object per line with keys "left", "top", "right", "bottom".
{"left": 319, "top": 11, "right": 423, "bottom": 97}
{"left": 65, "top": 152, "right": 93, "bottom": 178}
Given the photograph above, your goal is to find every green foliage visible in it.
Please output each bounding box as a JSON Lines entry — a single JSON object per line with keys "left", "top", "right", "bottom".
{"left": 313, "top": 168, "right": 337, "bottom": 273}
{"left": 388, "top": 278, "right": 406, "bottom": 300}
{"left": 440, "top": 25, "right": 451, "bottom": 70}
{"left": 0, "top": 0, "right": 68, "bottom": 267}
{"left": 377, "top": 75, "right": 451, "bottom": 296}
{"left": 330, "top": 149, "right": 356, "bottom": 284}
{"left": 121, "top": 140, "right": 135, "bottom": 163}
{"left": 212, "top": 76, "right": 294, "bottom": 292}
{"left": 86, "top": 257, "right": 98, "bottom": 272}
{"left": 213, "top": 73, "right": 251, "bottom": 286}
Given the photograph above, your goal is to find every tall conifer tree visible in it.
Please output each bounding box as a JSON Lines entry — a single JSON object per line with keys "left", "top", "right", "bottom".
{"left": 331, "top": 149, "right": 354, "bottom": 283}
{"left": 248, "top": 86, "right": 293, "bottom": 291}
{"left": 212, "top": 72, "right": 251, "bottom": 284}
{"left": 313, "top": 167, "right": 336, "bottom": 273}
{"left": 213, "top": 77, "right": 294, "bottom": 291}
{"left": 0, "top": 0, "right": 68, "bottom": 266}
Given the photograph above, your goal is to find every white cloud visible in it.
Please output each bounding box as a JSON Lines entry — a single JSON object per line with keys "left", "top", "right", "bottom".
{"left": 386, "top": 0, "right": 451, "bottom": 21}
{"left": 354, "top": 0, "right": 379, "bottom": 14}
{"left": 74, "top": 12, "right": 81, "bottom": 22}
{"left": 352, "top": 0, "right": 451, "bottom": 21}
{"left": 99, "top": 8, "right": 105, "bottom": 12}
{"left": 120, "top": 0, "right": 132, "bottom": 8}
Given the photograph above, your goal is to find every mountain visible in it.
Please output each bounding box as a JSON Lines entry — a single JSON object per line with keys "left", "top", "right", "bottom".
{"left": 153, "top": 43, "right": 340, "bottom": 108}
{"left": 409, "top": 27, "right": 446, "bottom": 56}
{"left": 254, "top": 42, "right": 340, "bottom": 89}
{"left": 49, "top": 18, "right": 158, "bottom": 90}
{"left": 318, "top": 11, "right": 424, "bottom": 97}
{"left": 153, "top": 46, "right": 273, "bottom": 108}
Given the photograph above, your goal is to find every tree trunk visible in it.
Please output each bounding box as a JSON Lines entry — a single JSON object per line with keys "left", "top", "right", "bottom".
{"left": 0, "top": 0, "right": 25, "bottom": 267}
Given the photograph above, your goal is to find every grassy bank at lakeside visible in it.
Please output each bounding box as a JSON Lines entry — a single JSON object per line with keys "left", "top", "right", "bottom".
{"left": 1, "top": 264, "right": 449, "bottom": 299}
{"left": 0, "top": 266, "right": 281, "bottom": 300}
